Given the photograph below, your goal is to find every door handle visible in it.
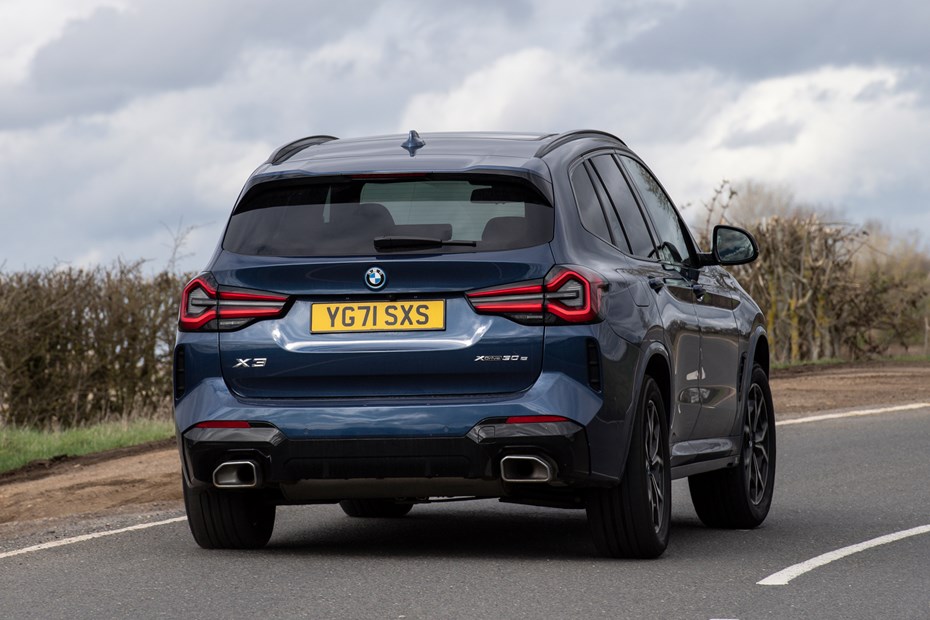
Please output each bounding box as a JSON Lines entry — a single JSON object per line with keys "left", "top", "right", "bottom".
{"left": 648, "top": 277, "right": 664, "bottom": 292}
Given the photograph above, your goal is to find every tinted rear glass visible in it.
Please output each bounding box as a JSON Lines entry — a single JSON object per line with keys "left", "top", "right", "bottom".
{"left": 224, "top": 176, "right": 553, "bottom": 256}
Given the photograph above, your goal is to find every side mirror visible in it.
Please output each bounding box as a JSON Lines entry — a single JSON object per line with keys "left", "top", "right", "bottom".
{"left": 711, "top": 225, "right": 758, "bottom": 265}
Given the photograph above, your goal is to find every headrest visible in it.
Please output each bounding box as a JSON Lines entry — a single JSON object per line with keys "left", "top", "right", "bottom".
{"left": 481, "top": 216, "right": 526, "bottom": 243}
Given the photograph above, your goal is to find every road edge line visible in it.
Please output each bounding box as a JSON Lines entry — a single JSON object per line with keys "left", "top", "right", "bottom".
{"left": 0, "top": 516, "right": 186, "bottom": 560}
{"left": 776, "top": 402, "right": 930, "bottom": 426}
{"left": 757, "top": 524, "right": 930, "bottom": 586}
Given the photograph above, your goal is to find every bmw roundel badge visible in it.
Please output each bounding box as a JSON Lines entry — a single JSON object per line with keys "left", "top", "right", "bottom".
{"left": 365, "top": 266, "right": 386, "bottom": 290}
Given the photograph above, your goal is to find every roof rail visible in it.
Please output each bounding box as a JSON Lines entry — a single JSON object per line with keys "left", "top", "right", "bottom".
{"left": 267, "top": 135, "right": 339, "bottom": 165}
{"left": 533, "top": 130, "right": 626, "bottom": 158}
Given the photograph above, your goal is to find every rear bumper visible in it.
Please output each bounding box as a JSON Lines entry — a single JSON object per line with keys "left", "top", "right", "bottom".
{"left": 181, "top": 420, "right": 591, "bottom": 500}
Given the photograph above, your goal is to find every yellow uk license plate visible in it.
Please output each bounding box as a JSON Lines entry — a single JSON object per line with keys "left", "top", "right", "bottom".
{"left": 311, "top": 300, "right": 445, "bottom": 333}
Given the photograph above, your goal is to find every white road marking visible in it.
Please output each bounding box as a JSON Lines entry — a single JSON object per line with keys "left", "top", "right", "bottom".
{"left": 0, "top": 516, "right": 186, "bottom": 560}
{"left": 757, "top": 524, "right": 930, "bottom": 586}
{"left": 1, "top": 404, "right": 927, "bottom": 563}
{"left": 765, "top": 404, "right": 930, "bottom": 584}
{"left": 776, "top": 402, "right": 930, "bottom": 426}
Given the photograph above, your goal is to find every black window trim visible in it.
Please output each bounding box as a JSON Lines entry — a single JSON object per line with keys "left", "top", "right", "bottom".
{"left": 617, "top": 154, "right": 700, "bottom": 268}
{"left": 587, "top": 157, "right": 634, "bottom": 254}
{"left": 568, "top": 158, "right": 614, "bottom": 248}
{"left": 570, "top": 149, "right": 664, "bottom": 264}
{"left": 594, "top": 152, "right": 667, "bottom": 261}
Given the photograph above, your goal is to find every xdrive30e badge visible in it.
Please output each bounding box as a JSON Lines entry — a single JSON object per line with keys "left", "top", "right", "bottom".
{"left": 365, "top": 267, "right": 386, "bottom": 290}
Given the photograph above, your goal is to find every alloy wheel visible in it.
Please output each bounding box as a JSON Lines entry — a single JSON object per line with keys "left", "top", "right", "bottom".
{"left": 744, "top": 383, "right": 770, "bottom": 505}
{"left": 644, "top": 399, "right": 666, "bottom": 532}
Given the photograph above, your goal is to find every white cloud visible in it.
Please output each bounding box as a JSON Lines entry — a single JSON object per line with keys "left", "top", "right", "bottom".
{"left": 400, "top": 48, "right": 572, "bottom": 132}
{"left": 659, "top": 66, "right": 930, "bottom": 211}
{"left": 1, "top": 0, "right": 930, "bottom": 272}
{"left": 399, "top": 48, "right": 735, "bottom": 139}
{"left": 401, "top": 54, "right": 930, "bottom": 241}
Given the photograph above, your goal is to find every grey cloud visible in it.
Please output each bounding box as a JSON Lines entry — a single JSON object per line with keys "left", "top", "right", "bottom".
{"left": 2, "top": 0, "right": 537, "bottom": 131}
{"left": 597, "top": 0, "right": 930, "bottom": 79}
{"left": 854, "top": 78, "right": 896, "bottom": 102}
{"left": 0, "top": 0, "right": 542, "bottom": 271}
{"left": 3, "top": 0, "right": 373, "bottom": 129}
{"left": 840, "top": 188, "right": 930, "bottom": 247}
{"left": 4, "top": 0, "right": 929, "bottom": 273}
{"left": 896, "top": 66, "right": 930, "bottom": 105}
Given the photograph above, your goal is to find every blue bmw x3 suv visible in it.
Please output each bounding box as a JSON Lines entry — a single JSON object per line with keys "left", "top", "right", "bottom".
{"left": 174, "top": 130, "right": 775, "bottom": 558}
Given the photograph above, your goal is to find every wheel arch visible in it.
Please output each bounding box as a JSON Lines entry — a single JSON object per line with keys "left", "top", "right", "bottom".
{"left": 752, "top": 331, "right": 770, "bottom": 377}
{"left": 643, "top": 348, "right": 672, "bottom": 428}
{"left": 737, "top": 325, "right": 772, "bottom": 428}
{"left": 597, "top": 341, "right": 671, "bottom": 484}
{"left": 723, "top": 326, "right": 771, "bottom": 441}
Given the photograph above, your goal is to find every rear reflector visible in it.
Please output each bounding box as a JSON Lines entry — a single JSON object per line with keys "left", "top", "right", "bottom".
{"left": 173, "top": 345, "right": 186, "bottom": 400}
{"left": 194, "top": 421, "right": 251, "bottom": 429}
{"left": 586, "top": 339, "right": 602, "bottom": 392}
{"left": 505, "top": 415, "right": 570, "bottom": 424}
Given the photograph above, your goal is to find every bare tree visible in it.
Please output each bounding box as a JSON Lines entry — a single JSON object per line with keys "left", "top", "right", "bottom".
{"left": 693, "top": 181, "right": 930, "bottom": 363}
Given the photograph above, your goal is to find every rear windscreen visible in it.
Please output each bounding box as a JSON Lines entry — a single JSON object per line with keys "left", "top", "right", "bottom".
{"left": 223, "top": 176, "right": 553, "bottom": 256}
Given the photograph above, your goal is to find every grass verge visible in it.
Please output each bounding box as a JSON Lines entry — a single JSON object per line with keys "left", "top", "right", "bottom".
{"left": 773, "top": 353, "right": 930, "bottom": 371}
{"left": 0, "top": 418, "right": 175, "bottom": 474}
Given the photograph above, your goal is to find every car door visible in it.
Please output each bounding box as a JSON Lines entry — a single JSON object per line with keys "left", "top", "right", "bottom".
{"left": 585, "top": 153, "right": 704, "bottom": 446}
{"left": 620, "top": 156, "right": 742, "bottom": 443}
{"left": 690, "top": 266, "right": 743, "bottom": 438}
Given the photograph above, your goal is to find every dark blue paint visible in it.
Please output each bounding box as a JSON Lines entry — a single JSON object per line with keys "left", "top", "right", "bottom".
{"left": 175, "top": 130, "right": 767, "bottom": 495}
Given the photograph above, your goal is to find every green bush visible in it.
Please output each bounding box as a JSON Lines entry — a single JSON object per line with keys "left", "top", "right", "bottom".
{"left": 0, "top": 262, "right": 189, "bottom": 429}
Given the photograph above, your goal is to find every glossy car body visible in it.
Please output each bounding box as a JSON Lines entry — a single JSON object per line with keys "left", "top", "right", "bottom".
{"left": 174, "top": 130, "right": 774, "bottom": 557}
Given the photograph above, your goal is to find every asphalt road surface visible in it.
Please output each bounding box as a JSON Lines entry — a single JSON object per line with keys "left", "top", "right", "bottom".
{"left": 2, "top": 405, "right": 929, "bottom": 620}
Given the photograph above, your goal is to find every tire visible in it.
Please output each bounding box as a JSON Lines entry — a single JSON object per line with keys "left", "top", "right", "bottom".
{"left": 688, "top": 363, "right": 776, "bottom": 529}
{"left": 339, "top": 499, "right": 414, "bottom": 518}
{"left": 586, "top": 375, "right": 671, "bottom": 559}
{"left": 183, "top": 477, "right": 275, "bottom": 549}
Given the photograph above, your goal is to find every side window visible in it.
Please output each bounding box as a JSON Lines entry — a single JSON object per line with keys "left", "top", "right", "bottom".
{"left": 588, "top": 159, "right": 632, "bottom": 254}
{"left": 570, "top": 164, "right": 611, "bottom": 244}
{"left": 621, "top": 157, "right": 694, "bottom": 265}
{"left": 590, "top": 154, "right": 656, "bottom": 259}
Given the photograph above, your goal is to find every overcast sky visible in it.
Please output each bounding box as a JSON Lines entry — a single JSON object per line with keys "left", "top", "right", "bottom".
{"left": 1, "top": 0, "right": 929, "bottom": 273}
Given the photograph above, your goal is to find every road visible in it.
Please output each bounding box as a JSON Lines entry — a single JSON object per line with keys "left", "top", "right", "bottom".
{"left": 2, "top": 405, "right": 929, "bottom": 619}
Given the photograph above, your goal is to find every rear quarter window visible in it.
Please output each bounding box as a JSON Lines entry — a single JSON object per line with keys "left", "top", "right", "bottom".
{"left": 570, "top": 164, "right": 612, "bottom": 244}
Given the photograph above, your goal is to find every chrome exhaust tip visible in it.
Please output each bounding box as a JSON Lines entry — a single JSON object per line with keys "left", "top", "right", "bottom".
{"left": 212, "top": 460, "right": 260, "bottom": 488}
{"left": 500, "top": 455, "right": 555, "bottom": 483}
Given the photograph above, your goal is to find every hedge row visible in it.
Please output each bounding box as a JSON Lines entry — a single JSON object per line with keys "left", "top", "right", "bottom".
{"left": 0, "top": 262, "right": 188, "bottom": 429}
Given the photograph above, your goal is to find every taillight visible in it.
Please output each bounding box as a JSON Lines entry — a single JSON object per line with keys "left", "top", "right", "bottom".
{"left": 465, "top": 281, "right": 544, "bottom": 320}
{"left": 179, "top": 274, "right": 289, "bottom": 332}
{"left": 466, "top": 265, "right": 606, "bottom": 325}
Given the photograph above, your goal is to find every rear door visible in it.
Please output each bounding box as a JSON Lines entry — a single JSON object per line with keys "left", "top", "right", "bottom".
{"left": 620, "top": 156, "right": 742, "bottom": 441}
{"left": 585, "top": 153, "right": 704, "bottom": 443}
{"left": 214, "top": 175, "right": 555, "bottom": 399}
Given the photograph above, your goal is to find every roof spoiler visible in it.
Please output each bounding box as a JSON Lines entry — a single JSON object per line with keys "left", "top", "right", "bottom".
{"left": 534, "top": 130, "right": 626, "bottom": 158}
{"left": 267, "top": 135, "right": 339, "bottom": 165}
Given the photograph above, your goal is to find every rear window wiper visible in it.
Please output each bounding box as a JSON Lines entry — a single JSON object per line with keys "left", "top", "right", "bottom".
{"left": 373, "top": 236, "right": 477, "bottom": 250}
